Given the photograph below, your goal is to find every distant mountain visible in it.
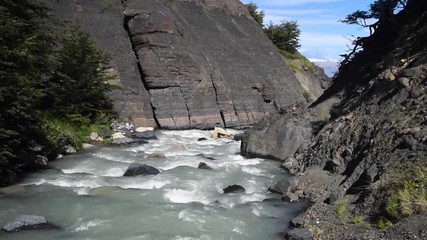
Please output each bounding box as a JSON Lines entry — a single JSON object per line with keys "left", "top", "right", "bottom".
{"left": 309, "top": 59, "right": 339, "bottom": 77}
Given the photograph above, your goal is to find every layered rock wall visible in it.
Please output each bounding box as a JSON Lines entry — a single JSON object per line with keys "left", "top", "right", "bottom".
{"left": 49, "top": 0, "right": 305, "bottom": 129}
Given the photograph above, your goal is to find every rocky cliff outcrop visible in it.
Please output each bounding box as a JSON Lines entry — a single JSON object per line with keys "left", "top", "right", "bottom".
{"left": 242, "top": 0, "right": 427, "bottom": 238}
{"left": 48, "top": 0, "right": 310, "bottom": 129}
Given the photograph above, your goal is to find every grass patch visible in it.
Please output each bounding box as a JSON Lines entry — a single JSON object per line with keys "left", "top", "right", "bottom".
{"left": 303, "top": 90, "right": 315, "bottom": 103}
{"left": 385, "top": 166, "right": 427, "bottom": 220}
{"left": 38, "top": 113, "right": 112, "bottom": 151}
{"left": 351, "top": 215, "right": 371, "bottom": 229}
{"left": 335, "top": 199, "right": 349, "bottom": 223}
{"left": 378, "top": 218, "right": 393, "bottom": 229}
{"left": 281, "top": 50, "right": 316, "bottom": 72}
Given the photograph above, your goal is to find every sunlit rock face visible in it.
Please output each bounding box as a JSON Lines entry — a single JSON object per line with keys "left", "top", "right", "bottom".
{"left": 49, "top": 0, "right": 305, "bottom": 129}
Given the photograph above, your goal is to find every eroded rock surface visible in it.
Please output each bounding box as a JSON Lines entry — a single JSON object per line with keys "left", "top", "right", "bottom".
{"left": 48, "top": 0, "right": 305, "bottom": 129}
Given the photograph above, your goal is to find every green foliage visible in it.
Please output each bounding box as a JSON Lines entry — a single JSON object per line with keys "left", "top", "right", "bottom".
{"left": 351, "top": 215, "right": 371, "bottom": 229}
{"left": 378, "top": 217, "right": 393, "bottom": 229}
{"left": 341, "top": 0, "right": 408, "bottom": 29}
{"left": 264, "top": 21, "right": 301, "bottom": 54}
{"left": 282, "top": 50, "right": 316, "bottom": 72}
{"left": 246, "top": 2, "right": 264, "bottom": 26}
{"left": 245, "top": 3, "right": 301, "bottom": 54}
{"left": 0, "top": 0, "right": 116, "bottom": 182}
{"left": 385, "top": 166, "right": 427, "bottom": 220}
{"left": 335, "top": 199, "right": 349, "bottom": 223}
{"left": 42, "top": 25, "right": 115, "bottom": 121}
{"left": 302, "top": 90, "right": 315, "bottom": 103}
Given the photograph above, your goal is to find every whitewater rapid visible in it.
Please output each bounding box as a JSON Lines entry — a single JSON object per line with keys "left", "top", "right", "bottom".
{"left": 0, "top": 130, "right": 305, "bottom": 240}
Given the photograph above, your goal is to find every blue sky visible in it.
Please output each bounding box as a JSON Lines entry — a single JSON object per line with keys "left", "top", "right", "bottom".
{"left": 241, "top": 0, "right": 374, "bottom": 62}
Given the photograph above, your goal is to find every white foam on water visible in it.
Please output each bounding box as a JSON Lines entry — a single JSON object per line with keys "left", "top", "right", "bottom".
{"left": 163, "top": 188, "right": 210, "bottom": 205}
{"left": 178, "top": 209, "right": 206, "bottom": 224}
{"left": 239, "top": 193, "right": 265, "bottom": 204}
{"left": 159, "top": 161, "right": 198, "bottom": 171}
{"left": 174, "top": 235, "right": 211, "bottom": 240}
{"left": 241, "top": 166, "right": 264, "bottom": 176}
{"left": 72, "top": 219, "right": 109, "bottom": 232}
{"left": 101, "top": 167, "right": 127, "bottom": 177}
{"left": 75, "top": 187, "right": 91, "bottom": 195}
{"left": 93, "top": 152, "right": 134, "bottom": 163}
{"left": 251, "top": 205, "right": 276, "bottom": 218}
{"left": 121, "top": 179, "right": 172, "bottom": 190}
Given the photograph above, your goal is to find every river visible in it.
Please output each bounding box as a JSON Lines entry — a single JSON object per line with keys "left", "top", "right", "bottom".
{"left": 0, "top": 130, "right": 305, "bottom": 239}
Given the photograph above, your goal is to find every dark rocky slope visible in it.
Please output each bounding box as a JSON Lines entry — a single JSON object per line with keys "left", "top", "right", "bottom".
{"left": 242, "top": 0, "right": 427, "bottom": 238}
{"left": 48, "top": 0, "right": 316, "bottom": 129}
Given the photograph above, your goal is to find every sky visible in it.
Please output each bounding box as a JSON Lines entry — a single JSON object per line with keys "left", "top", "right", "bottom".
{"left": 240, "top": 0, "right": 375, "bottom": 64}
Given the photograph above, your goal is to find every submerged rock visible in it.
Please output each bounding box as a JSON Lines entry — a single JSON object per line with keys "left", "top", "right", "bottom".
{"left": 196, "top": 154, "right": 216, "bottom": 161}
{"left": 197, "top": 137, "right": 208, "bottom": 141}
{"left": 123, "top": 163, "right": 160, "bottom": 176}
{"left": 112, "top": 138, "right": 146, "bottom": 145}
{"left": 198, "top": 162, "right": 212, "bottom": 170}
{"left": 2, "top": 215, "right": 60, "bottom": 233}
{"left": 147, "top": 152, "right": 166, "bottom": 159}
{"left": 223, "top": 185, "right": 246, "bottom": 194}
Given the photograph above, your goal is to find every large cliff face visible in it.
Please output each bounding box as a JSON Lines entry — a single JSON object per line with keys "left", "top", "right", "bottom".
{"left": 48, "top": 0, "right": 306, "bottom": 129}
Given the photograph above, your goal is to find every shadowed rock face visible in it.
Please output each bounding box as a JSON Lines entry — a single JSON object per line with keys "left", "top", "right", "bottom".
{"left": 49, "top": 0, "right": 305, "bottom": 129}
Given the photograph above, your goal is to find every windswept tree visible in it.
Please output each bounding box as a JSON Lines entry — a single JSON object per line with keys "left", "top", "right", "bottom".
{"left": 264, "top": 21, "right": 301, "bottom": 54}
{"left": 341, "top": 0, "right": 409, "bottom": 35}
{"left": 245, "top": 2, "right": 301, "bottom": 54}
{"left": 246, "top": 2, "right": 265, "bottom": 26}
{"left": 339, "top": 0, "right": 410, "bottom": 68}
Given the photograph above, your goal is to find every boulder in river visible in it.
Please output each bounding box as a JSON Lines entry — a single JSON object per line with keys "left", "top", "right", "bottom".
{"left": 133, "top": 130, "right": 157, "bottom": 140}
{"left": 2, "top": 215, "right": 60, "bottom": 233}
{"left": 63, "top": 145, "right": 77, "bottom": 154}
{"left": 211, "top": 127, "right": 232, "bottom": 139}
{"left": 241, "top": 115, "right": 312, "bottom": 160}
{"left": 135, "top": 127, "right": 154, "bottom": 133}
{"left": 223, "top": 184, "right": 246, "bottom": 194}
{"left": 198, "top": 162, "right": 212, "bottom": 170}
{"left": 111, "top": 132, "right": 126, "bottom": 140}
{"left": 123, "top": 163, "right": 160, "bottom": 176}
{"left": 34, "top": 155, "right": 48, "bottom": 168}
{"left": 147, "top": 152, "right": 166, "bottom": 159}
{"left": 197, "top": 137, "right": 208, "bottom": 141}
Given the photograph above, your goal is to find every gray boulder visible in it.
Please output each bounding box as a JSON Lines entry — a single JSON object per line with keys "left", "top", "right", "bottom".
{"left": 123, "top": 163, "right": 160, "bottom": 176}
{"left": 223, "top": 185, "right": 246, "bottom": 194}
{"left": 241, "top": 114, "right": 312, "bottom": 160}
{"left": 2, "top": 215, "right": 60, "bottom": 233}
{"left": 112, "top": 138, "right": 147, "bottom": 146}
{"left": 132, "top": 130, "right": 157, "bottom": 140}
{"left": 197, "top": 162, "right": 212, "bottom": 170}
{"left": 285, "top": 228, "right": 313, "bottom": 240}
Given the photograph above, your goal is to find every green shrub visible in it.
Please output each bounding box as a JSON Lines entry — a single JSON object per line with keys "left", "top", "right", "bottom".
{"left": 378, "top": 218, "right": 393, "bottom": 229}
{"left": 335, "top": 199, "right": 349, "bottom": 223}
{"left": 385, "top": 166, "right": 427, "bottom": 220}
{"left": 303, "top": 90, "right": 315, "bottom": 103}
{"left": 351, "top": 215, "right": 371, "bottom": 229}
